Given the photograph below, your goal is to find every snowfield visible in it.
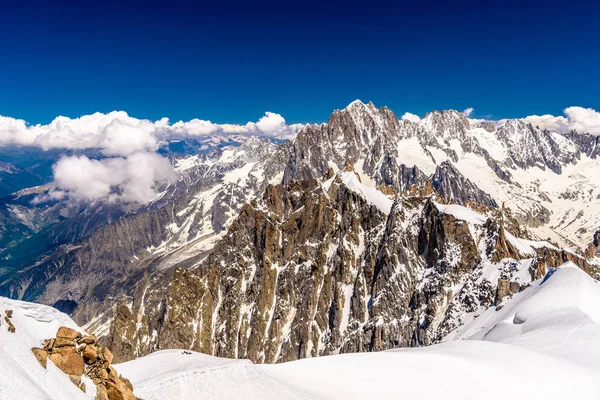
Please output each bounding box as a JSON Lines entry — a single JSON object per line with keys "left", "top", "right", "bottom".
{"left": 2, "top": 263, "right": 600, "bottom": 399}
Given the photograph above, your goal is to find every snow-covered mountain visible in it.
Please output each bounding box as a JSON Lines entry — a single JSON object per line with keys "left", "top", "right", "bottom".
{"left": 285, "top": 101, "right": 600, "bottom": 249}
{"left": 1, "top": 100, "right": 600, "bottom": 399}
{"left": 1, "top": 100, "right": 599, "bottom": 370}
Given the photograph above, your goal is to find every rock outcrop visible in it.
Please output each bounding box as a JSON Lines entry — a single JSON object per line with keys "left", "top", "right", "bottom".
{"left": 4, "top": 309, "right": 15, "bottom": 333}
{"left": 32, "top": 326, "right": 137, "bottom": 400}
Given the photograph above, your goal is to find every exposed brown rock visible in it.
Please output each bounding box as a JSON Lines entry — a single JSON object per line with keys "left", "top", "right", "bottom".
{"left": 120, "top": 375, "right": 134, "bottom": 392}
{"left": 105, "top": 379, "right": 137, "bottom": 400}
{"left": 43, "top": 338, "right": 55, "bottom": 351}
{"left": 406, "top": 180, "right": 437, "bottom": 198}
{"left": 82, "top": 345, "right": 98, "bottom": 363}
{"left": 96, "top": 386, "right": 109, "bottom": 400}
{"left": 496, "top": 279, "right": 511, "bottom": 303}
{"left": 56, "top": 326, "right": 80, "bottom": 340}
{"left": 322, "top": 167, "right": 335, "bottom": 181}
{"left": 54, "top": 337, "right": 76, "bottom": 348}
{"left": 509, "top": 281, "right": 521, "bottom": 294}
{"left": 376, "top": 184, "right": 398, "bottom": 198}
{"left": 496, "top": 279, "right": 520, "bottom": 303}
{"left": 4, "top": 316, "right": 15, "bottom": 333}
{"left": 5, "top": 309, "right": 13, "bottom": 318}
{"left": 31, "top": 347, "right": 48, "bottom": 368}
{"left": 343, "top": 159, "right": 362, "bottom": 182}
{"left": 39, "top": 328, "right": 138, "bottom": 400}
{"left": 48, "top": 346, "right": 85, "bottom": 376}
{"left": 102, "top": 347, "right": 114, "bottom": 364}
{"left": 77, "top": 335, "right": 97, "bottom": 345}
{"left": 343, "top": 159, "right": 354, "bottom": 172}
{"left": 68, "top": 374, "right": 81, "bottom": 387}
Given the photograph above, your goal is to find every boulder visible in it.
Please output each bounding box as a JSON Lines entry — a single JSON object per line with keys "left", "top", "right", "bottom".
{"left": 509, "top": 281, "right": 521, "bottom": 294}
{"left": 43, "top": 338, "right": 55, "bottom": 351}
{"left": 48, "top": 346, "right": 85, "bottom": 376}
{"left": 496, "top": 279, "right": 511, "bottom": 303}
{"left": 104, "top": 379, "right": 137, "bottom": 400}
{"left": 5, "top": 310, "right": 13, "bottom": 318}
{"left": 31, "top": 347, "right": 48, "bottom": 368}
{"left": 102, "top": 347, "right": 114, "bottom": 364}
{"left": 81, "top": 345, "right": 98, "bottom": 363}
{"left": 77, "top": 335, "right": 97, "bottom": 345}
{"left": 54, "top": 337, "right": 77, "bottom": 348}
{"left": 56, "top": 326, "right": 81, "bottom": 340}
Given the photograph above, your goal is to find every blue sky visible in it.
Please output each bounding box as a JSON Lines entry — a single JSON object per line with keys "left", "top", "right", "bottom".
{"left": 1, "top": 0, "right": 599, "bottom": 124}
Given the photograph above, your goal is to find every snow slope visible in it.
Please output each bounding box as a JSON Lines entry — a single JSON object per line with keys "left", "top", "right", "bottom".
{"left": 4, "top": 263, "right": 600, "bottom": 400}
{"left": 339, "top": 171, "right": 394, "bottom": 214}
{"left": 115, "top": 262, "right": 600, "bottom": 400}
{"left": 0, "top": 297, "right": 94, "bottom": 400}
{"left": 450, "top": 262, "right": 600, "bottom": 370}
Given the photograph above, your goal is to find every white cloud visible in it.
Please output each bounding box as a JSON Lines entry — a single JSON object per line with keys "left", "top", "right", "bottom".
{"left": 521, "top": 114, "right": 569, "bottom": 132}
{"left": 0, "top": 111, "right": 159, "bottom": 156}
{"left": 463, "top": 107, "right": 474, "bottom": 117}
{"left": 49, "top": 152, "right": 176, "bottom": 203}
{"left": 168, "top": 112, "right": 303, "bottom": 140}
{"left": 0, "top": 111, "right": 303, "bottom": 156}
{"left": 401, "top": 112, "right": 421, "bottom": 123}
{"left": 255, "top": 112, "right": 288, "bottom": 134}
{"left": 0, "top": 110, "right": 304, "bottom": 204}
{"left": 564, "top": 106, "right": 600, "bottom": 134}
{"left": 248, "top": 112, "right": 303, "bottom": 139}
{"left": 170, "top": 119, "right": 220, "bottom": 136}
{"left": 522, "top": 106, "right": 600, "bottom": 134}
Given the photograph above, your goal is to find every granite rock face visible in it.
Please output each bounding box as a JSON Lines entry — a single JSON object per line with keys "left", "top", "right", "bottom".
{"left": 98, "top": 169, "right": 594, "bottom": 363}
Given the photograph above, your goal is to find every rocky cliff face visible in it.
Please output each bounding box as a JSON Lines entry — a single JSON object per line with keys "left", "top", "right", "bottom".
{"left": 430, "top": 161, "right": 497, "bottom": 208}
{"left": 96, "top": 168, "right": 593, "bottom": 364}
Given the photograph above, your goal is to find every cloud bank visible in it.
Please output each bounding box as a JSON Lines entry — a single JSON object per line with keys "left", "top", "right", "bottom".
{"left": 0, "top": 111, "right": 303, "bottom": 156}
{"left": 0, "top": 110, "right": 302, "bottom": 204}
{"left": 401, "top": 112, "right": 421, "bottom": 123}
{"left": 48, "top": 152, "right": 177, "bottom": 203}
{"left": 4, "top": 105, "right": 597, "bottom": 205}
{"left": 522, "top": 106, "right": 600, "bottom": 134}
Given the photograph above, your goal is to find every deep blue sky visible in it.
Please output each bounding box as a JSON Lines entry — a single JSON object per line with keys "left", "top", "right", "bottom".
{"left": 1, "top": 0, "right": 599, "bottom": 124}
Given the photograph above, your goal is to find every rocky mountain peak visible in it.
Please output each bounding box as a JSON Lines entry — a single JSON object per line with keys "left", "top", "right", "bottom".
{"left": 420, "top": 109, "right": 471, "bottom": 138}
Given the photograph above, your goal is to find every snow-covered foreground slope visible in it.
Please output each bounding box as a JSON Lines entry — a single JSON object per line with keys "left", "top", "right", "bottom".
{"left": 114, "top": 263, "right": 600, "bottom": 400}
{"left": 2, "top": 264, "right": 600, "bottom": 400}
{"left": 449, "top": 262, "right": 600, "bottom": 370}
{"left": 0, "top": 297, "right": 94, "bottom": 400}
